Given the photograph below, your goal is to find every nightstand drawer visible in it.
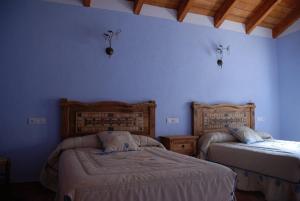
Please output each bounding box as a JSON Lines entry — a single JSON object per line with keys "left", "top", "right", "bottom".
{"left": 172, "top": 140, "right": 194, "bottom": 154}
{"left": 160, "top": 135, "right": 199, "bottom": 156}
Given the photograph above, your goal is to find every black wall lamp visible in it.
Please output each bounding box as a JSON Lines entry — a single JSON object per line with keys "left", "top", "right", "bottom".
{"left": 216, "top": 44, "right": 230, "bottom": 68}
{"left": 103, "top": 29, "right": 121, "bottom": 57}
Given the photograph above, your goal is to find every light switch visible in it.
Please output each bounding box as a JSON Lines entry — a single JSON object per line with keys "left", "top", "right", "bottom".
{"left": 28, "top": 117, "right": 47, "bottom": 125}
{"left": 166, "top": 117, "right": 179, "bottom": 124}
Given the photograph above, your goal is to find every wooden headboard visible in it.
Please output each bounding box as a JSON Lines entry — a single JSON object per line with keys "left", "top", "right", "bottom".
{"left": 192, "top": 102, "right": 255, "bottom": 137}
{"left": 60, "top": 99, "right": 156, "bottom": 140}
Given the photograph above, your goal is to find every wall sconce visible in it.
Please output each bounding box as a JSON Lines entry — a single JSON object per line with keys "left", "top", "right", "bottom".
{"left": 216, "top": 45, "right": 230, "bottom": 68}
{"left": 103, "top": 29, "right": 121, "bottom": 57}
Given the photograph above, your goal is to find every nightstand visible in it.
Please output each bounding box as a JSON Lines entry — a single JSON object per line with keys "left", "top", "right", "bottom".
{"left": 0, "top": 157, "right": 10, "bottom": 184}
{"left": 160, "top": 135, "right": 199, "bottom": 156}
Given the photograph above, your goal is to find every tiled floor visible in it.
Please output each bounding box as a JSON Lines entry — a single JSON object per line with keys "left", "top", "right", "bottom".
{"left": 0, "top": 182, "right": 266, "bottom": 201}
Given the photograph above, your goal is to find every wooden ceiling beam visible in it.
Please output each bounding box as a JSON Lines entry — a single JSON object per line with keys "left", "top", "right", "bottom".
{"left": 82, "top": 0, "right": 91, "bottom": 7}
{"left": 177, "top": 0, "right": 193, "bottom": 22}
{"left": 214, "top": 0, "right": 238, "bottom": 28}
{"left": 272, "top": 4, "right": 300, "bottom": 38}
{"left": 133, "top": 0, "right": 145, "bottom": 15}
{"left": 246, "top": 0, "right": 281, "bottom": 34}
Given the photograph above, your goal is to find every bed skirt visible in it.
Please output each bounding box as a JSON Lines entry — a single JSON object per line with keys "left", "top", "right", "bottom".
{"left": 232, "top": 167, "right": 300, "bottom": 201}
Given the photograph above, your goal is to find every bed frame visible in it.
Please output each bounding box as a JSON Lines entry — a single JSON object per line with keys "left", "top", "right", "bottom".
{"left": 60, "top": 99, "right": 156, "bottom": 140}
{"left": 192, "top": 102, "right": 255, "bottom": 137}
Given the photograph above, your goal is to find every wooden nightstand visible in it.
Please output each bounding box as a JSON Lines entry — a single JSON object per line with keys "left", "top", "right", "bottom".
{"left": 0, "top": 157, "right": 10, "bottom": 184}
{"left": 160, "top": 135, "right": 199, "bottom": 156}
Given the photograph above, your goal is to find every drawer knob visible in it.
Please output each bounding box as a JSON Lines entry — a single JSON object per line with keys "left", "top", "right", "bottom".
{"left": 181, "top": 144, "right": 185, "bottom": 148}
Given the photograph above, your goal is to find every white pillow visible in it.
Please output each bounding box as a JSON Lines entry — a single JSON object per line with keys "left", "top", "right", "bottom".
{"left": 198, "top": 132, "right": 237, "bottom": 159}
{"left": 97, "top": 131, "right": 140, "bottom": 153}
{"left": 131, "top": 134, "right": 165, "bottom": 149}
{"left": 230, "top": 126, "right": 264, "bottom": 144}
{"left": 256, "top": 131, "right": 273, "bottom": 139}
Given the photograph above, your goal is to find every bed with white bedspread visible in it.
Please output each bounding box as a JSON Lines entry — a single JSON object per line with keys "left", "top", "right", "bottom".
{"left": 192, "top": 102, "right": 300, "bottom": 201}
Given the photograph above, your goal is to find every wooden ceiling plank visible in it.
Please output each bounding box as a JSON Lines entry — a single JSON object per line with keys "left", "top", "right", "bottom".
{"left": 272, "top": 4, "right": 300, "bottom": 38}
{"left": 214, "top": 0, "right": 238, "bottom": 28}
{"left": 128, "top": 0, "right": 296, "bottom": 31}
{"left": 133, "top": 0, "right": 145, "bottom": 15}
{"left": 245, "top": 0, "right": 281, "bottom": 34}
{"left": 82, "top": 0, "right": 91, "bottom": 7}
{"left": 280, "top": 0, "right": 299, "bottom": 8}
{"left": 177, "top": 0, "right": 194, "bottom": 22}
{"left": 190, "top": 7, "right": 216, "bottom": 17}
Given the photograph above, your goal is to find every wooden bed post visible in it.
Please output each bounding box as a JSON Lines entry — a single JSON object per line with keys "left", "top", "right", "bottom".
{"left": 249, "top": 103, "right": 256, "bottom": 130}
{"left": 60, "top": 98, "right": 70, "bottom": 140}
{"left": 148, "top": 101, "right": 156, "bottom": 139}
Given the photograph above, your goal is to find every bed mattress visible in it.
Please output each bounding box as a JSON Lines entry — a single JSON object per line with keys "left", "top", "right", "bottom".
{"left": 207, "top": 140, "right": 300, "bottom": 183}
{"left": 58, "top": 147, "right": 236, "bottom": 201}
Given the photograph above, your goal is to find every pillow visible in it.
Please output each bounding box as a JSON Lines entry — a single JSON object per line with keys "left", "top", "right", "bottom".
{"left": 230, "top": 126, "right": 264, "bottom": 144}
{"left": 58, "top": 134, "right": 102, "bottom": 150}
{"left": 97, "top": 131, "right": 140, "bottom": 153}
{"left": 256, "top": 131, "right": 273, "bottom": 139}
{"left": 131, "top": 134, "right": 166, "bottom": 149}
{"left": 198, "top": 132, "right": 237, "bottom": 159}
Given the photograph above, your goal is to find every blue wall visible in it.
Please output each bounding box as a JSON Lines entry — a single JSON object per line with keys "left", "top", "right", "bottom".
{"left": 0, "top": 0, "right": 280, "bottom": 182}
{"left": 278, "top": 31, "right": 300, "bottom": 141}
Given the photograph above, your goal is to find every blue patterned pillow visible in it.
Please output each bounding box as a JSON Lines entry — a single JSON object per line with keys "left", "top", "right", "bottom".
{"left": 230, "top": 126, "right": 264, "bottom": 144}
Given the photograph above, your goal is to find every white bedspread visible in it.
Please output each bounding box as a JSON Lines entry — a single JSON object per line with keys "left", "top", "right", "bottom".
{"left": 208, "top": 140, "right": 300, "bottom": 183}
{"left": 41, "top": 134, "right": 237, "bottom": 201}
{"left": 58, "top": 147, "right": 236, "bottom": 201}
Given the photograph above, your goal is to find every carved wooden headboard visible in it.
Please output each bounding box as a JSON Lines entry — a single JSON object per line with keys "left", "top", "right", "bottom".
{"left": 60, "top": 99, "right": 156, "bottom": 140}
{"left": 192, "top": 102, "right": 255, "bottom": 137}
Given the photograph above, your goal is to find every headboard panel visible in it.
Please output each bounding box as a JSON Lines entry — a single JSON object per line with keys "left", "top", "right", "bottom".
{"left": 192, "top": 102, "right": 255, "bottom": 137}
{"left": 60, "top": 99, "right": 156, "bottom": 140}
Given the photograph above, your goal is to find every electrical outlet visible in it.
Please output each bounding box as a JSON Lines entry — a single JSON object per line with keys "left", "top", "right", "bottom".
{"left": 28, "top": 117, "right": 47, "bottom": 125}
{"left": 166, "top": 117, "right": 179, "bottom": 124}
